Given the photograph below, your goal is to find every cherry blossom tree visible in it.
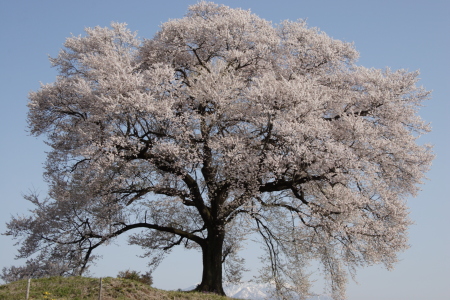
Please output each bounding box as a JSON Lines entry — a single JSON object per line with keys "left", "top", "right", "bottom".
{"left": 3, "top": 2, "right": 433, "bottom": 299}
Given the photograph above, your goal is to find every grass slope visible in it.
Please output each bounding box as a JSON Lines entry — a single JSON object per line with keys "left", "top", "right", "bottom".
{"left": 0, "top": 276, "right": 236, "bottom": 300}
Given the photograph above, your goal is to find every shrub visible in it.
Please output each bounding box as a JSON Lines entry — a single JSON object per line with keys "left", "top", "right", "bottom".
{"left": 117, "top": 270, "right": 153, "bottom": 286}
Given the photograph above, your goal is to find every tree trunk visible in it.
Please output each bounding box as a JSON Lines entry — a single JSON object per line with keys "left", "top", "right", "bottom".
{"left": 195, "top": 229, "right": 225, "bottom": 295}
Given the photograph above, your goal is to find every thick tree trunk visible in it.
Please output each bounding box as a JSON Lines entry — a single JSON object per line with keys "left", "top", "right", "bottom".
{"left": 195, "top": 229, "right": 226, "bottom": 295}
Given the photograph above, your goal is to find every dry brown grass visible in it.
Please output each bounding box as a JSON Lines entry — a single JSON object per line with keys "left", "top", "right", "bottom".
{"left": 0, "top": 276, "right": 237, "bottom": 300}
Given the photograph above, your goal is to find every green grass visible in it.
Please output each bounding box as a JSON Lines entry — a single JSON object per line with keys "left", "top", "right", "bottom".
{"left": 0, "top": 276, "right": 236, "bottom": 300}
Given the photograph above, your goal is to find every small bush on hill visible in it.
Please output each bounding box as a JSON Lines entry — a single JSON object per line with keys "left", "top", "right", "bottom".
{"left": 117, "top": 270, "right": 153, "bottom": 286}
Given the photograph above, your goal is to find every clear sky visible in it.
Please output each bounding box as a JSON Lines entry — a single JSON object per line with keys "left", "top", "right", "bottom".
{"left": 1, "top": 1, "right": 449, "bottom": 299}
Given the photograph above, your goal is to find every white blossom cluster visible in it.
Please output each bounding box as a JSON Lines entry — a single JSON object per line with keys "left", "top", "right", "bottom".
{"left": 4, "top": 2, "right": 433, "bottom": 299}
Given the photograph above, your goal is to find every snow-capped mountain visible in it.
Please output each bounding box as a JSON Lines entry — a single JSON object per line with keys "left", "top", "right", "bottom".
{"left": 184, "top": 282, "right": 334, "bottom": 300}
{"left": 224, "top": 282, "right": 270, "bottom": 299}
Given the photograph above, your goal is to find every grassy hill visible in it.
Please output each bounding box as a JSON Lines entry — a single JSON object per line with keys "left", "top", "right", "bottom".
{"left": 0, "top": 276, "right": 236, "bottom": 300}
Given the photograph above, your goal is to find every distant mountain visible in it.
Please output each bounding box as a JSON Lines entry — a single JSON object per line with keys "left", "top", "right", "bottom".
{"left": 224, "top": 282, "right": 269, "bottom": 299}
{"left": 184, "top": 282, "right": 334, "bottom": 300}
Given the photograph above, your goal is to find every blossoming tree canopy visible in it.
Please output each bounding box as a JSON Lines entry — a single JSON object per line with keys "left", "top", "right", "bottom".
{"left": 4, "top": 2, "right": 433, "bottom": 299}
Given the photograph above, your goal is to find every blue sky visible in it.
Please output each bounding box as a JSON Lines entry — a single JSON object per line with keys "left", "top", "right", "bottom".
{"left": 0, "top": 1, "right": 449, "bottom": 299}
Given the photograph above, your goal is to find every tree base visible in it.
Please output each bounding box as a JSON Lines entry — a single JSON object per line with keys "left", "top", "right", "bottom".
{"left": 194, "top": 283, "right": 226, "bottom": 296}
